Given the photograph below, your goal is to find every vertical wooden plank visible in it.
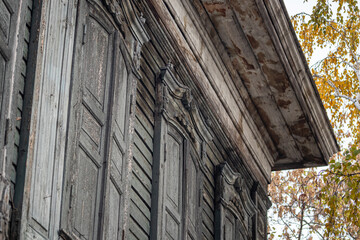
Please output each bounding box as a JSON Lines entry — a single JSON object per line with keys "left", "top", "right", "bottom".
{"left": 107, "top": 180, "right": 121, "bottom": 239}
{"left": 102, "top": 33, "right": 134, "bottom": 240}
{"left": 149, "top": 99, "right": 166, "bottom": 239}
{"left": 224, "top": 213, "right": 235, "bottom": 240}
{"left": 10, "top": 0, "right": 42, "bottom": 237}
{"left": 26, "top": 1, "right": 71, "bottom": 236}
{"left": 184, "top": 151, "right": 202, "bottom": 240}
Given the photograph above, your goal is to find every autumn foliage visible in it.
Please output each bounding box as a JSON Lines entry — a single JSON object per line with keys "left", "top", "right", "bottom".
{"left": 269, "top": 0, "right": 360, "bottom": 239}
{"left": 292, "top": 0, "right": 360, "bottom": 143}
{"left": 269, "top": 146, "right": 360, "bottom": 239}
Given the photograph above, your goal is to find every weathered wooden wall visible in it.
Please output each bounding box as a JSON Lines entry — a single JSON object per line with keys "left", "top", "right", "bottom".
{"left": 128, "top": 42, "right": 158, "bottom": 239}
{"left": 2, "top": 0, "right": 274, "bottom": 239}
{"left": 0, "top": 0, "right": 33, "bottom": 237}
{"left": 128, "top": 1, "right": 272, "bottom": 239}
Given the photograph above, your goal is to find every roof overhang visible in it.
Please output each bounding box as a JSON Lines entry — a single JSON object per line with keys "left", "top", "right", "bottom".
{"left": 200, "top": 0, "right": 339, "bottom": 170}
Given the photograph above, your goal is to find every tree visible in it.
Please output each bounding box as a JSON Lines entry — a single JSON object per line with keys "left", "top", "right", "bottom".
{"left": 269, "top": 1, "right": 360, "bottom": 239}
{"left": 292, "top": 0, "right": 360, "bottom": 143}
{"left": 269, "top": 146, "right": 360, "bottom": 239}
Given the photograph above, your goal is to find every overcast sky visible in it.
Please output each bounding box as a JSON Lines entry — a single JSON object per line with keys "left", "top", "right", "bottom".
{"left": 283, "top": 0, "right": 315, "bottom": 16}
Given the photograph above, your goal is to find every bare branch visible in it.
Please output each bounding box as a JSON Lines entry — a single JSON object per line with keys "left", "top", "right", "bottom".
{"left": 333, "top": 93, "right": 360, "bottom": 111}
{"left": 325, "top": 79, "right": 360, "bottom": 111}
{"left": 291, "top": 12, "right": 311, "bottom": 20}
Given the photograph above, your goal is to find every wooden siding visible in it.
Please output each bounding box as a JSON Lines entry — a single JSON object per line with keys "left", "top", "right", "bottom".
{"left": 0, "top": 0, "right": 33, "bottom": 237}
{"left": 11, "top": 0, "right": 32, "bottom": 196}
{"left": 129, "top": 1, "right": 271, "bottom": 239}
{"left": 129, "top": 44, "right": 159, "bottom": 239}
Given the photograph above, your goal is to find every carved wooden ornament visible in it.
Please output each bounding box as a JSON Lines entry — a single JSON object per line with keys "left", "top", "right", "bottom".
{"left": 215, "top": 162, "right": 257, "bottom": 240}
{"left": 151, "top": 66, "right": 212, "bottom": 239}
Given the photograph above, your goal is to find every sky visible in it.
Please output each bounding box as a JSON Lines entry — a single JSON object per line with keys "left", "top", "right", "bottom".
{"left": 283, "top": 0, "right": 314, "bottom": 16}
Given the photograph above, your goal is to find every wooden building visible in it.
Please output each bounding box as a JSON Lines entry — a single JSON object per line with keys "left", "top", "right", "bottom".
{"left": 0, "top": 0, "right": 338, "bottom": 239}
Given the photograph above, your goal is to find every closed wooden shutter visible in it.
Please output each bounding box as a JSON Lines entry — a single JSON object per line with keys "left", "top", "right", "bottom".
{"left": 101, "top": 38, "right": 134, "bottom": 240}
{"left": 60, "top": 1, "right": 132, "bottom": 239}
{"left": 0, "top": 0, "right": 19, "bottom": 237}
{"left": 163, "top": 125, "right": 185, "bottom": 239}
{"left": 184, "top": 151, "right": 202, "bottom": 240}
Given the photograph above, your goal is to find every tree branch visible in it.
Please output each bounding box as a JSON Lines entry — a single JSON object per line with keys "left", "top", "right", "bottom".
{"left": 297, "top": 204, "right": 305, "bottom": 240}
{"left": 327, "top": 80, "right": 360, "bottom": 111}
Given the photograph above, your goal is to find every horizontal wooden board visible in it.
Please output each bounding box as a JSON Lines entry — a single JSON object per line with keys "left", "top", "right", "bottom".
{"left": 131, "top": 158, "right": 152, "bottom": 193}
{"left": 133, "top": 146, "right": 152, "bottom": 177}
{"left": 131, "top": 176, "right": 151, "bottom": 208}
{"left": 129, "top": 216, "right": 149, "bottom": 240}
{"left": 130, "top": 199, "right": 151, "bottom": 234}
{"left": 135, "top": 117, "right": 153, "bottom": 152}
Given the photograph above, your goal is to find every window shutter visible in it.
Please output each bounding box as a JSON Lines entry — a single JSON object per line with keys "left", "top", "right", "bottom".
{"left": 151, "top": 66, "right": 211, "bottom": 240}
{"left": 60, "top": 2, "right": 122, "bottom": 239}
{"left": 184, "top": 150, "right": 202, "bottom": 240}
{"left": 163, "top": 126, "right": 185, "bottom": 239}
{"left": 101, "top": 38, "right": 135, "bottom": 240}
{"left": 251, "top": 182, "right": 272, "bottom": 240}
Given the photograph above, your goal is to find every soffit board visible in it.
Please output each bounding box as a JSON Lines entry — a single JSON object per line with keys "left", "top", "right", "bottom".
{"left": 200, "top": 0, "right": 339, "bottom": 170}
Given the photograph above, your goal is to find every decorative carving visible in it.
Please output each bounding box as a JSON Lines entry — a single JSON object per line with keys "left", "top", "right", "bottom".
{"left": 174, "top": 113, "right": 195, "bottom": 141}
{"left": 182, "top": 89, "right": 192, "bottom": 110}
{"left": 230, "top": 196, "right": 245, "bottom": 219}
{"left": 234, "top": 176, "right": 244, "bottom": 193}
{"left": 215, "top": 162, "right": 256, "bottom": 240}
{"left": 201, "top": 141, "right": 207, "bottom": 160}
{"left": 102, "top": 0, "right": 150, "bottom": 72}
{"left": 156, "top": 66, "right": 212, "bottom": 146}
{"left": 139, "top": 12, "right": 146, "bottom": 25}
{"left": 121, "top": 0, "right": 150, "bottom": 44}
{"left": 133, "top": 40, "right": 142, "bottom": 71}
{"left": 166, "top": 60, "right": 174, "bottom": 71}
{"left": 160, "top": 84, "right": 169, "bottom": 114}
{"left": 102, "top": 0, "right": 125, "bottom": 34}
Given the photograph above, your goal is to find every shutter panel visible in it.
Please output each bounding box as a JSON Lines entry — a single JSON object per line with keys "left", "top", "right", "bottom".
{"left": 13, "top": 0, "right": 74, "bottom": 238}
{"left": 251, "top": 182, "right": 272, "bottom": 240}
{"left": 184, "top": 151, "right": 201, "bottom": 240}
{"left": 0, "top": 0, "right": 17, "bottom": 119}
{"left": 61, "top": 1, "right": 118, "bottom": 239}
{"left": 61, "top": 2, "right": 136, "bottom": 239}
{"left": 224, "top": 211, "right": 236, "bottom": 240}
{"left": 102, "top": 39, "right": 134, "bottom": 240}
{"left": 163, "top": 126, "right": 185, "bottom": 240}
{"left": 0, "top": 1, "right": 18, "bottom": 238}
{"left": 0, "top": 0, "right": 15, "bottom": 119}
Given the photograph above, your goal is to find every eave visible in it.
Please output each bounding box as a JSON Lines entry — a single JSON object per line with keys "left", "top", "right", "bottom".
{"left": 200, "top": 0, "right": 339, "bottom": 170}
{"left": 144, "top": 0, "right": 339, "bottom": 185}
